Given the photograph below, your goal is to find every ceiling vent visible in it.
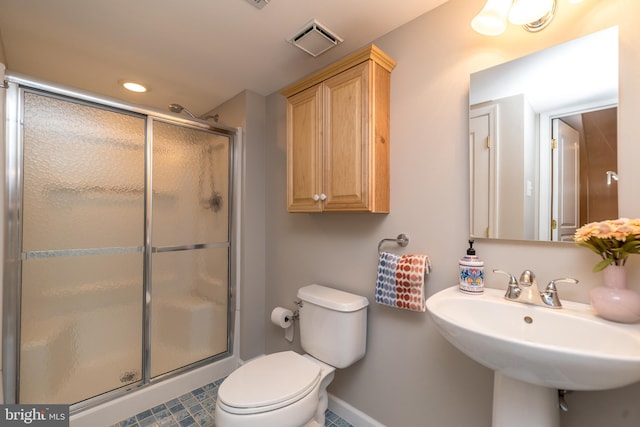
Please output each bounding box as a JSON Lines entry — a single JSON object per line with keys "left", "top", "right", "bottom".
{"left": 245, "top": 0, "right": 269, "bottom": 9}
{"left": 288, "top": 19, "right": 343, "bottom": 57}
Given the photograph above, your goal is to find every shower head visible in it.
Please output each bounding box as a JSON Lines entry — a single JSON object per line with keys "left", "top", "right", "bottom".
{"left": 168, "top": 103, "right": 196, "bottom": 119}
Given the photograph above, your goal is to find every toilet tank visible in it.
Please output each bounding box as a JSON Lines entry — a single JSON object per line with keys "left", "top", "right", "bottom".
{"left": 297, "top": 284, "right": 369, "bottom": 369}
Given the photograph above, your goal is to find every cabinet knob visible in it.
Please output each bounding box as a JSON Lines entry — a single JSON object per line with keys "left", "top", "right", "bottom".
{"left": 313, "top": 194, "right": 320, "bottom": 202}
{"left": 319, "top": 193, "right": 327, "bottom": 201}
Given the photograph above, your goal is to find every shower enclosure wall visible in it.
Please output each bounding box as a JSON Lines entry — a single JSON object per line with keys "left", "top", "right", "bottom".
{"left": 2, "top": 75, "right": 236, "bottom": 413}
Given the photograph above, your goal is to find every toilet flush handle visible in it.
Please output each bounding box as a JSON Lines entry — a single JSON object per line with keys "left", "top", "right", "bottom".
{"left": 291, "top": 300, "right": 302, "bottom": 321}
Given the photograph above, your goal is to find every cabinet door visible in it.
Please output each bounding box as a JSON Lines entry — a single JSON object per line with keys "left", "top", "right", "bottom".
{"left": 323, "top": 62, "right": 371, "bottom": 211}
{"left": 286, "top": 84, "right": 323, "bottom": 212}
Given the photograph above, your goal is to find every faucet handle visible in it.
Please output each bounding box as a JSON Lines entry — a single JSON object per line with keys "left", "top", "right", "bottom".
{"left": 542, "top": 278, "right": 579, "bottom": 308}
{"left": 493, "top": 269, "right": 517, "bottom": 284}
{"left": 545, "top": 278, "right": 579, "bottom": 292}
{"left": 493, "top": 269, "right": 521, "bottom": 299}
{"left": 519, "top": 270, "right": 537, "bottom": 287}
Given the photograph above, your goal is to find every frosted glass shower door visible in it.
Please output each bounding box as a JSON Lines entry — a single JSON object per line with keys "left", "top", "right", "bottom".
{"left": 19, "top": 92, "right": 145, "bottom": 404}
{"left": 150, "top": 121, "right": 230, "bottom": 378}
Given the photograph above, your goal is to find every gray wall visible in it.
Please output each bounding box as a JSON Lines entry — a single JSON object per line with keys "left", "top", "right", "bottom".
{"left": 207, "top": 90, "right": 268, "bottom": 361}
{"left": 257, "top": 0, "right": 640, "bottom": 426}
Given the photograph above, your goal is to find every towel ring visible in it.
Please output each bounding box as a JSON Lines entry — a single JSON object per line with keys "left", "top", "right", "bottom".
{"left": 377, "top": 234, "right": 409, "bottom": 254}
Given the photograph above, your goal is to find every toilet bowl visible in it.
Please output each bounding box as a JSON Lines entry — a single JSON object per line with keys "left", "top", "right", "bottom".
{"left": 215, "top": 351, "right": 335, "bottom": 427}
{"left": 215, "top": 284, "right": 369, "bottom": 427}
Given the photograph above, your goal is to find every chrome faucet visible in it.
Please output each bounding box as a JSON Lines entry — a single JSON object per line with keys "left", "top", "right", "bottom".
{"left": 493, "top": 269, "right": 578, "bottom": 308}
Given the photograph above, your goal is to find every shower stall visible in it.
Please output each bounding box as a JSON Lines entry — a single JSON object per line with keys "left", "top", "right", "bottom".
{"left": 1, "top": 74, "right": 237, "bottom": 412}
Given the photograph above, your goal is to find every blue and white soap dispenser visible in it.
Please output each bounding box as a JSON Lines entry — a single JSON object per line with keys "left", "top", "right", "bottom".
{"left": 459, "top": 240, "right": 484, "bottom": 294}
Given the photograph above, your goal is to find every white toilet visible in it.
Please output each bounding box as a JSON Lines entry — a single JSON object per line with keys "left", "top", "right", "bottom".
{"left": 215, "top": 284, "right": 369, "bottom": 427}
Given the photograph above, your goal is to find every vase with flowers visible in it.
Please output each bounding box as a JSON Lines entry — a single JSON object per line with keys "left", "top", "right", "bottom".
{"left": 574, "top": 218, "right": 640, "bottom": 323}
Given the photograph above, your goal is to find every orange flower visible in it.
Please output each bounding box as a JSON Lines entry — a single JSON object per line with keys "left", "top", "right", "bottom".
{"left": 574, "top": 218, "right": 640, "bottom": 272}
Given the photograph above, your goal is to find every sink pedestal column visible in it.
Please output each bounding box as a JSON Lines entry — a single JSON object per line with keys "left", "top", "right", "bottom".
{"left": 492, "top": 372, "right": 559, "bottom": 427}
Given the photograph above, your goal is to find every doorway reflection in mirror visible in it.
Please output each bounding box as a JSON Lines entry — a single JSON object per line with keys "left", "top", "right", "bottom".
{"left": 469, "top": 26, "right": 618, "bottom": 242}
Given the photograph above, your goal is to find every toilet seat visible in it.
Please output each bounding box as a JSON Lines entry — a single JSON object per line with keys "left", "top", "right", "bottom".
{"left": 218, "top": 351, "right": 321, "bottom": 415}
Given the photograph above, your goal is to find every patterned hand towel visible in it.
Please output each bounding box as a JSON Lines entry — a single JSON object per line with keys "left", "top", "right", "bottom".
{"left": 375, "top": 251, "right": 432, "bottom": 312}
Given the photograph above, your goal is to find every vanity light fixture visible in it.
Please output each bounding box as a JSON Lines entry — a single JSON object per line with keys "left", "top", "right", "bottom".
{"left": 119, "top": 79, "right": 149, "bottom": 93}
{"left": 472, "top": 0, "right": 557, "bottom": 36}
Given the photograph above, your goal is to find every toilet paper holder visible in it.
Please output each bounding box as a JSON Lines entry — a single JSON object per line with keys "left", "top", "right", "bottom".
{"left": 271, "top": 303, "right": 302, "bottom": 343}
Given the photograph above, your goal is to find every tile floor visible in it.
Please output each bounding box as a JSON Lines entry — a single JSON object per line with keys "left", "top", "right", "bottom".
{"left": 111, "top": 377, "right": 355, "bottom": 427}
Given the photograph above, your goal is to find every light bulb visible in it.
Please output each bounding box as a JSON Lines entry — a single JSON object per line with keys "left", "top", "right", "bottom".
{"left": 508, "top": 0, "right": 554, "bottom": 25}
{"left": 471, "top": 0, "right": 512, "bottom": 36}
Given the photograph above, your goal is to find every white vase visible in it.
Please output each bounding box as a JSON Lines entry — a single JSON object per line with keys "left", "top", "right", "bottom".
{"left": 589, "top": 265, "right": 640, "bottom": 323}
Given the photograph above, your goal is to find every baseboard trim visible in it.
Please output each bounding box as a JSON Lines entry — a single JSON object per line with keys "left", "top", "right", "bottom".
{"left": 328, "top": 393, "right": 385, "bottom": 427}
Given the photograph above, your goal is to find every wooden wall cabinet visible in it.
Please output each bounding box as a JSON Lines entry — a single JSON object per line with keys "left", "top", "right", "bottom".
{"left": 281, "top": 45, "right": 396, "bottom": 213}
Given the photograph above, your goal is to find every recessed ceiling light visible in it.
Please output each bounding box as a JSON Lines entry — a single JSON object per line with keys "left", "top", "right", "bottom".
{"left": 119, "top": 79, "right": 149, "bottom": 93}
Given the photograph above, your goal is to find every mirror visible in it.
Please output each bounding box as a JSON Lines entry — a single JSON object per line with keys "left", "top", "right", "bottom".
{"left": 469, "top": 27, "right": 618, "bottom": 242}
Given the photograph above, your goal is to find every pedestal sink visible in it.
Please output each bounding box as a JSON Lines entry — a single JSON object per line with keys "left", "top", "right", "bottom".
{"left": 426, "top": 286, "right": 640, "bottom": 427}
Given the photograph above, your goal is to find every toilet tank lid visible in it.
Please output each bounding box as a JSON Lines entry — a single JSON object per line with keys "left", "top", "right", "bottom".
{"left": 297, "top": 284, "right": 369, "bottom": 312}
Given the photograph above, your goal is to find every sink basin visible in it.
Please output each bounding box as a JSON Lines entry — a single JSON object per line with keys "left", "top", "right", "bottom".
{"left": 426, "top": 285, "right": 640, "bottom": 391}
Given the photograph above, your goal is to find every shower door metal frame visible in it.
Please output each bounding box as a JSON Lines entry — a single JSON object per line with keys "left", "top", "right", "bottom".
{"left": 2, "top": 73, "right": 238, "bottom": 411}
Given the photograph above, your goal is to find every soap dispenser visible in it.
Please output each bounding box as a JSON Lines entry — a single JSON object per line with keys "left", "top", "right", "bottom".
{"left": 459, "top": 240, "right": 484, "bottom": 294}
